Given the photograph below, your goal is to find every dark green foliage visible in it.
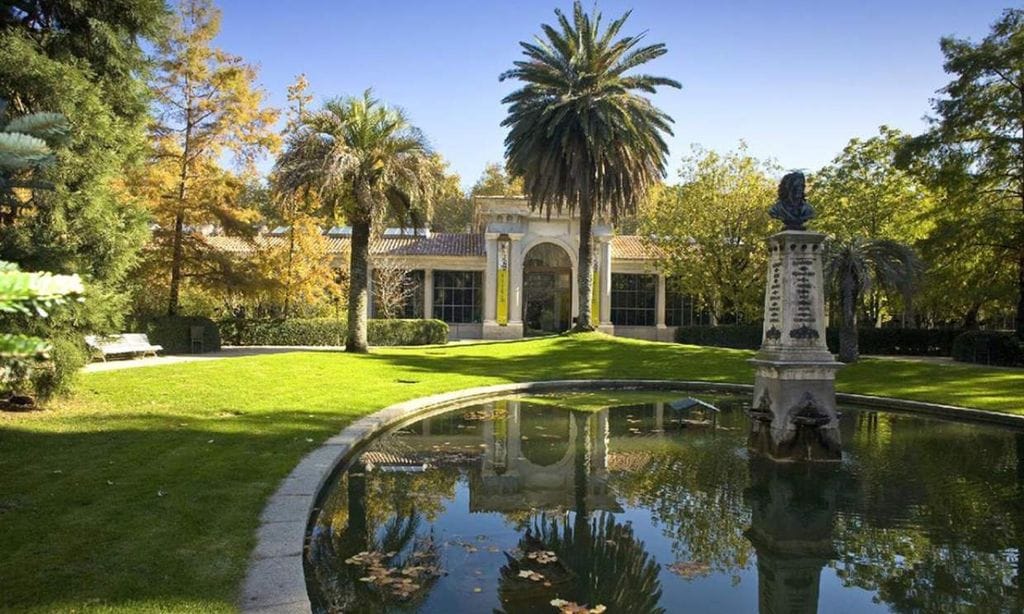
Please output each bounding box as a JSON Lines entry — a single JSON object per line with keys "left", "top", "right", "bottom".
{"left": 30, "top": 333, "right": 86, "bottom": 400}
{"left": 897, "top": 9, "right": 1024, "bottom": 336}
{"left": 674, "top": 325, "right": 764, "bottom": 350}
{"left": 0, "top": 0, "right": 167, "bottom": 397}
{"left": 675, "top": 325, "right": 964, "bottom": 357}
{"left": 137, "top": 315, "right": 221, "bottom": 354}
{"left": 952, "top": 330, "right": 1023, "bottom": 366}
{"left": 368, "top": 319, "right": 448, "bottom": 346}
{"left": 223, "top": 318, "right": 448, "bottom": 347}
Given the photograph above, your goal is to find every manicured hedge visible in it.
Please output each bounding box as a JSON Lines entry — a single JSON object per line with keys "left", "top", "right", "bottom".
{"left": 674, "top": 324, "right": 964, "bottom": 356}
{"left": 674, "top": 325, "right": 764, "bottom": 350}
{"left": 368, "top": 319, "right": 449, "bottom": 346}
{"left": 221, "top": 318, "right": 448, "bottom": 347}
{"left": 952, "top": 330, "right": 1023, "bottom": 367}
{"left": 139, "top": 316, "right": 221, "bottom": 354}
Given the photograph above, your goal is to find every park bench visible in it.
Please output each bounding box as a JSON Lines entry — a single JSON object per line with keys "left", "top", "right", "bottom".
{"left": 84, "top": 333, "right": 163, "bottom": 362}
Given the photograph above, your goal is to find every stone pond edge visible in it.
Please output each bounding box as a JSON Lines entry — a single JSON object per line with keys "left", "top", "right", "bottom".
{"left": 238, "top": 378, "right": 1024, "bottom": 613}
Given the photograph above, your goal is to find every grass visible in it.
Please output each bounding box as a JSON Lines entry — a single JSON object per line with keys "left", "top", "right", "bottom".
{"left": 0, "top": 333, "right": 1022, "bottom": 612}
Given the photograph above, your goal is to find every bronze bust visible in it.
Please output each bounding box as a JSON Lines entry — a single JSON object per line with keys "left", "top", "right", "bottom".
{"left": 769, "top": 172, "right": 815, "bottom": 230}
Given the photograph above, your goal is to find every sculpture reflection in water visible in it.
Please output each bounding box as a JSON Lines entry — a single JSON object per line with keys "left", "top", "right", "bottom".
{"left": 744, "top": 457, "right": 841, "bottom": 614}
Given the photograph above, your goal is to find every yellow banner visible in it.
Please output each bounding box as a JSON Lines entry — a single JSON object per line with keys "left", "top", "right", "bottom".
{"left": 497, "top": 268, "right": 509, "bottom": 325}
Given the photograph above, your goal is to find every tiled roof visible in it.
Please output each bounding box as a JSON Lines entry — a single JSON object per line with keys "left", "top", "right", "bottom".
{"left": 611, "top": 235, "right": 663, "bottom": 260}
{"left": 204, "top": 232, "right": 484, "bottom": 258}
{"left": 206, "top": 233, "right": 661, "bottom": 261}
{"left": 374, "top": 233, "right": 484, "bottom": 257}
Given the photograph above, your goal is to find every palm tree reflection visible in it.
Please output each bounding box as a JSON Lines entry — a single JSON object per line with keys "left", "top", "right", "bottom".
{"left": 496, "top": 411, "right": 665, "bottom": 613}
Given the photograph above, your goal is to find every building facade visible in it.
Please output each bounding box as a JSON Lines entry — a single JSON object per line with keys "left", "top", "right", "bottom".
{"left": 209, "top": 195, "right": 712, "bottom": 341}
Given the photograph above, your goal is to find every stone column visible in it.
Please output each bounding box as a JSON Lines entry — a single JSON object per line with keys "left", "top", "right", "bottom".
{"left": 749, "top": 230, "right": 842, "bottom": 461}
{"left": 656, "top": 273, "right": 667, "bottom": 338}
{"left": 423, "top": 269, "right": 434, "bottom": 319}
{"left": 507, "top": 233, "right": 525, "bottom": 337}
{"left": 598, "top": 238, "right": 613, "bottom": 333}
{"left": 483, "top": 232, "right": 498, "bottom": 324}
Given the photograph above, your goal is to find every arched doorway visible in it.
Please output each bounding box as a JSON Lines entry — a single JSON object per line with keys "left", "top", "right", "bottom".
{"left": 523, "top": 242, "right": 572, "bottom": 335}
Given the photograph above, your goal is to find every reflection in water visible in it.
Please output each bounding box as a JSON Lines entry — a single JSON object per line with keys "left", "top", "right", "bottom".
{"left": 745, "top": 459, "right": 840, "bottom": 614}
{"left": 305, "top": 394, "right": 1024, "bottom": 613}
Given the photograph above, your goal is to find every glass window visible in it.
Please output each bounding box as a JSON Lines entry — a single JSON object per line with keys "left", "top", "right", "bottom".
{"left": 432, "top": 270, "right": 483, "bottom": 324}
{"left": 610, "top": 273, "right": 656, "bottom": 326}
{"left": 371, "top": 269, "right": 423, "bottom": 319}
{"left": 665, "top": 278, "right": 711, "bottom": 326}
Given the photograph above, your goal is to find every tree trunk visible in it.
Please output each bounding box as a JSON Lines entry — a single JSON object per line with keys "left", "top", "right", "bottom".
{"left": 574, "top": 208, "right": 595, "bottom": 332}
{"left": 838, "top": 272, "right": 859, "bottom": 363}
{"left": 346, "top": 219, "right": 370, "bottom": 353}
{"left": 283, "top": 223, "right": 295, "bottom": 319}
{"left": 963, "top": 302, "right": 982, "bottom": 329}
{"left": 167, "top": 209, "right": 186, "bottom": 316}
{"left": 1016, "top": 250, "right": 1024, "bottom": 339}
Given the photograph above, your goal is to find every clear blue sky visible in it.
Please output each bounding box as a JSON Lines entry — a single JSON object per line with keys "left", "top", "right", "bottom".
{"left": 213, "top": 0, "right": 1010, "bottom": 187}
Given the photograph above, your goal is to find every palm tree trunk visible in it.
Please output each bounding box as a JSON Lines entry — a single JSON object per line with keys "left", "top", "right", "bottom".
{"left": 575, "top": 208, "right": 595, "bottom": 332}
{"left": 839, "top": 273, "right": 859, "bottom": 363}
{"left": 346, "top": 219, "right": 370, "bottom": 353}
{"left": 167, "top": 209, "right": 185, "bottom": 316}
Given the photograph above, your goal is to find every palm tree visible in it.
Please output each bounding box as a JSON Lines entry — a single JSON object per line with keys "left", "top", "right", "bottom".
{"left": 826, "top": 239, "right": 921, "bottom": 363}
{"left": 500, "top": 2, "right": 679, "bottom": 331}
{"left": 273, "top": 91, "right": 436, "bottom": 352}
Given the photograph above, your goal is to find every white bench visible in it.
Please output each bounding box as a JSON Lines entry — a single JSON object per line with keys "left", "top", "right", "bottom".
{"left": 85, "top": 333, "right": 163, "bottom": 362}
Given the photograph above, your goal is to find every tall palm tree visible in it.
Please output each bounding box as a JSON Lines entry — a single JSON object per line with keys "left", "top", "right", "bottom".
{"left": 826, "top": 238, "right": 922, "bottom": 363}
{"left": 500, "top": 2, "right": 679, "bottom": 331}
{"left": 273, "top": 91, "right": 436, "bottom": 352}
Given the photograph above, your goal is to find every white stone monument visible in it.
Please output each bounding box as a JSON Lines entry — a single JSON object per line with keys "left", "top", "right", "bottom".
{"left": 749, "top": 173, "right": 842, "bottom": 461}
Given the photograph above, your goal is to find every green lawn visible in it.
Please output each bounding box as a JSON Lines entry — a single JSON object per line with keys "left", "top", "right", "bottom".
{"left": 1, "top": 333, "right": 1022, "bottom": 612}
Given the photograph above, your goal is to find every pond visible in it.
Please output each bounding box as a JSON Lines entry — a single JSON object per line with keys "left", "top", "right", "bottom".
{"left": 305, "top": 391, "right": 1024, "bottom": 613}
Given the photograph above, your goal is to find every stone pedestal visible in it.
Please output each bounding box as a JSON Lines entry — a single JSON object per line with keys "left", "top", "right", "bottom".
{"left": 749, "top": 230, "right": 842, "bottom": 461}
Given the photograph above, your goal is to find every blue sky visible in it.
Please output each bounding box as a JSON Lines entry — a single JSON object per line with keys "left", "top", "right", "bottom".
{"left": 213, "top": 0, "right": 1009, "bottom": 187}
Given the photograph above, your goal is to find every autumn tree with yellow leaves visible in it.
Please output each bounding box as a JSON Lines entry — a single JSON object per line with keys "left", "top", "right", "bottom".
{"left": 142, "top": 0, "right": 279, "bottom": 316}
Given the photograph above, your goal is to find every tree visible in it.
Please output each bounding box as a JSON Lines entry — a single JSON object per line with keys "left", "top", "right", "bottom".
{"left": 813, "top": 126, "right": 936, "bottom": 326}
{"left": 0, "top": 101, "right": 70, "bottom": 224}
{"left": 145, "top": 0, "right": 279, "bottom": 316}
{"left": 371, "top": 258, "right": 416, "bottom": 319}
{"left": 279, "top": 73, "right": 316, "bottom": 317}
{"left": 273, "top": 91, "right": 439, "bottom": 352}
{"left": 471, "top": 162, "right": 524, "bottom": 197}
{"left": 825, "top": 239, "right": 921, "bottom": 363}
{"left": 500, "top": 1, "right": 679, "bottom": 331}
{"left": 899, "top": 9, "right": 1024, "bottom": 337}
{"left": 425, "top": 156, "right": 469, "bottom": 232}
{"left": 265, "top": 214, "right": 338, "bottom": 316}
{"left": 642, "top": 145, "right": 778, "bottom": 323}
{"left": 0, "top": 0, "right": 166, "bottom": 395}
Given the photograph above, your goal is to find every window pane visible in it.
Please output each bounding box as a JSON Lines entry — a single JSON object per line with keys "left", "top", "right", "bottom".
{"left": 432, "top": 270, "right": 483, "bottom": 324}
{"left": 610, "top": 273, "right": 657, "bottom": 326}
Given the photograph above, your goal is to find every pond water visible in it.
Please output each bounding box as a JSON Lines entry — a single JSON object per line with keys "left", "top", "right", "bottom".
{"left": 305, "top": 391, "right": 1024, "bottom": 613}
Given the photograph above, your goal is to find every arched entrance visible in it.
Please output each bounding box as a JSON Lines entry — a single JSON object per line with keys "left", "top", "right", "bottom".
{"left": 522, "top": 242, "right": 572, "bottom": 335}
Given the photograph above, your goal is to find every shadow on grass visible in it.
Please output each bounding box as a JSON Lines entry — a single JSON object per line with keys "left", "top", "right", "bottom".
{"left": 0, "top": 411, "right": 337, "bottom": 611}
{"left": 367, "top": 335, "right": 756, "bottom": 385}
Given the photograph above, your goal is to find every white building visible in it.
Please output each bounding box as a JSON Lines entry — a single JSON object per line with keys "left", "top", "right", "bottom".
{"left": 209, "top": 196, "right": 711, "bottom": 340}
